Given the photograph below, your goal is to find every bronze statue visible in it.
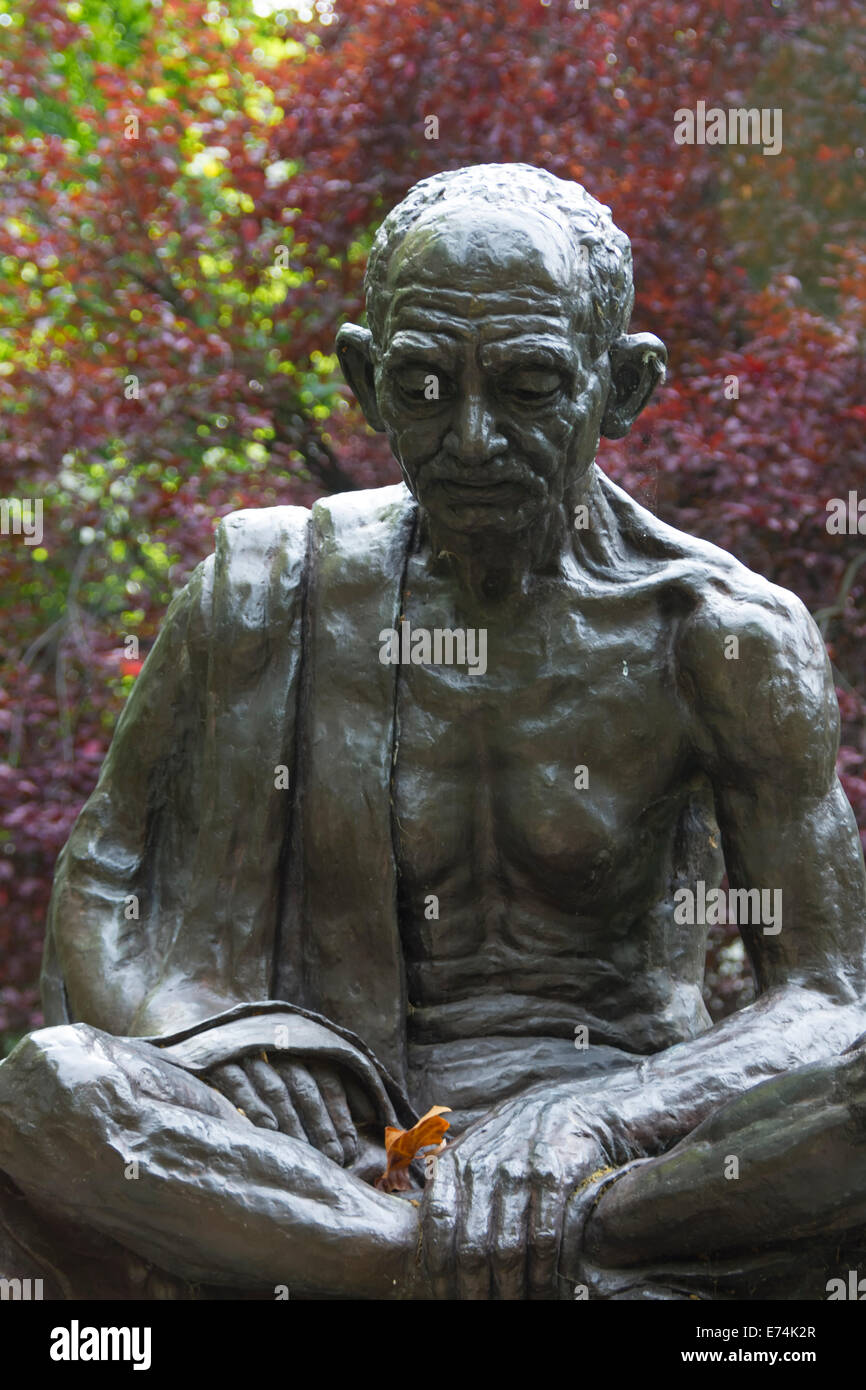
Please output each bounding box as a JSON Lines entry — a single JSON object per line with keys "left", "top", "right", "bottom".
{"left": 1, "top": 163, "right": 865, "bottom": 1300}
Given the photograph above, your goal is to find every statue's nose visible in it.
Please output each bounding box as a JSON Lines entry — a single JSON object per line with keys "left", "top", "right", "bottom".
{"left": 444, "top": 391, "right": 507, "bottom": 465}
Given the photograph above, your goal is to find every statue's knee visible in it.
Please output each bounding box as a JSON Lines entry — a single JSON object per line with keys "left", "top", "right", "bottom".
{"left": 0, "top": 1023, "right": 122, "bottom": 1121}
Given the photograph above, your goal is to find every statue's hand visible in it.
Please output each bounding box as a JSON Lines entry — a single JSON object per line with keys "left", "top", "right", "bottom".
{"left": 207, "top": 1056, "right": 364, "bottom": 1166}
{"left": 420, "top": 1084, "right": 621, "bottom": 1299}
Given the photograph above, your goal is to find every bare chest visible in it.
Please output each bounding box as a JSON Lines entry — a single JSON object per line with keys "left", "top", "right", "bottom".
{"left": 392, "top": 574, "right": 688, "bottom": 899}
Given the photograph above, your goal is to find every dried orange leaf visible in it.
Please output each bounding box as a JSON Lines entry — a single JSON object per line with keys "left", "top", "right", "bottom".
{"left": 376, "top": 1105, "right": 451, "bottom": 1192}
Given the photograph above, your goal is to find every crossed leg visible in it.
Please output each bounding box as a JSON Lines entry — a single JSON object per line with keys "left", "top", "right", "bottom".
{"left": 4, "top": 1023, "right": 866, "bottom": 1301}
{"left": 0, "top": 1024, "right": 418, "bottom": 1299}
{"left": 574, "top": 1036, "right": 866, "bottom": 1299}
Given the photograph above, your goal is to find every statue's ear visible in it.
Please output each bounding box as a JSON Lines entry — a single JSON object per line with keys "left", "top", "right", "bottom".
{"left": 600, "top": 332, "right": 668, "bottom": 440}
{"left": 335, "top": 323, "right": 386, "bottom": 432}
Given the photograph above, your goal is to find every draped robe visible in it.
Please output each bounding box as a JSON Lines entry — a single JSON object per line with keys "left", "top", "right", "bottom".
{"left": 41, "top": 482, "right": 422, "bottom": 1120}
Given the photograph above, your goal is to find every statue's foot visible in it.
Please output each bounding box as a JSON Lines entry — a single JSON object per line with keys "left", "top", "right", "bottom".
{"left": 561, "top": 1149, "right": 866, "bottom": 1302}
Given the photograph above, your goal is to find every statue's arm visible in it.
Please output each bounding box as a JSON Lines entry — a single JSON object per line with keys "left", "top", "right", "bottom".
{"left": 602, "top": 579, "right": 866, "bottom": 1153}
{"left": 42, "top": 555, "right": 224, "bottom": 1035}
{"left": 44, "top": 505, "right": 310, "bottom": 1040}
{"left": 686, "top": 576, "right": 866, "bottom": 1008}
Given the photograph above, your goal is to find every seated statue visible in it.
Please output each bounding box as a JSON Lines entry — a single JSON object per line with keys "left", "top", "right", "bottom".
{"left": 2, "top": 163, "right": 866, "bottom": 1301}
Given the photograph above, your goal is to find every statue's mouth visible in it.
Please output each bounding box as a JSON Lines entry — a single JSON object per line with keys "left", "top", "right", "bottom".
{"left": 437, "top": 478, "right": 527, "bottom": 506}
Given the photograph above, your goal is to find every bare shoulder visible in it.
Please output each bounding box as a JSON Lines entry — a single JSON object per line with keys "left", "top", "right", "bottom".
{"left": 676, "top": 550, "right": 837, "bottom": 791}
{"left": 596, "top": 470, "right": 839, "bottom": 784}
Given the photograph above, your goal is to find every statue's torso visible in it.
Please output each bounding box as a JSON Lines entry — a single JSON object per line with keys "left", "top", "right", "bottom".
{"left": 393, "top": 546, "right": 720, "bottom": 1066}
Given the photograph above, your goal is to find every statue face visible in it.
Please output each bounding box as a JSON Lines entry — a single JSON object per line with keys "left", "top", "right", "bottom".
{"left": 374, "top": 202, "right": 611, "bottom": 535}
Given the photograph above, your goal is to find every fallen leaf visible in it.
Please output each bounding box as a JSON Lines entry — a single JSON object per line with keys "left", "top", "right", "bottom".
{"left": 376, "top": 1105, "right": 451, "bottom": 1193}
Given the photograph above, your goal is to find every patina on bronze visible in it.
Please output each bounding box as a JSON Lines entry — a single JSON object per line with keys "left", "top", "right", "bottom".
{"left": 1, "top": 164, "right": 865, "bottom": 1300}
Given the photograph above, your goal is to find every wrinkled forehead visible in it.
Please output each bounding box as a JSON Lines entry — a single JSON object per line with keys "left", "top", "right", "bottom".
{"left": 381, "top": 199, "right": 587, "bottom": 341}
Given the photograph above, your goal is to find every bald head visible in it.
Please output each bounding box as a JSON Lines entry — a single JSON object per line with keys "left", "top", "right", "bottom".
{"left": 383, "top": 200, "right": 584, "bottom": 335}
{"left": 365, "top": 164, "right": 635, "bottom": 358}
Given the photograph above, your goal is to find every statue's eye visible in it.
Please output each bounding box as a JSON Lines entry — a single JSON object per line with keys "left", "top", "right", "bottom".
{"left": 395, "top": 366, "right": 452, "bottom": 403}
{"left": 501, "top": 369, "right": 564, "bottom": 403}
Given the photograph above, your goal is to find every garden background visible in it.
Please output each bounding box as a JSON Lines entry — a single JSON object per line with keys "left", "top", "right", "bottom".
{"left": 1, "top": 0, "right": 864, "bottom": 1053}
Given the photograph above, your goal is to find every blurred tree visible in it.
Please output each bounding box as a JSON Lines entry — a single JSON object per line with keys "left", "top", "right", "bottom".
{"left": 1, "top": 0, "right": 864, "bottom": 1044}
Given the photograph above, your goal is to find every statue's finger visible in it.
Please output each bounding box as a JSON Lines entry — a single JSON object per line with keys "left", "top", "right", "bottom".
{"left": 421, "top": 1154, "right": 459, "bottom": 1298}
{"left": 308, "top": 1063, "right": 358, "bottom": 1165}
{"left": 278, "top": 1061, "right": 343, "bottom": 1165}
{"left": 527, "top": 1171, "right": 564, "bottom": 1300}
{"left": 342, "top": 1072, "right": 377, "bottom": 1124}
{"left": 456, "top": 1164, "right": 494, "bottom": 1299}
{"left": 243, "top": 1059, "right": 305, "bottom": 1141}
{"left": 210, "top": 1063, "right": 278, "bottom": 1131}
{"left": 490, "top": 1177, "right": 529, "bottom": 1300}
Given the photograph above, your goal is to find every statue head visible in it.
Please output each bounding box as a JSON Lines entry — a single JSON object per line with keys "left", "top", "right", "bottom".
{"left": 337, "top": 163, "right": 666, "bottom": 537}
